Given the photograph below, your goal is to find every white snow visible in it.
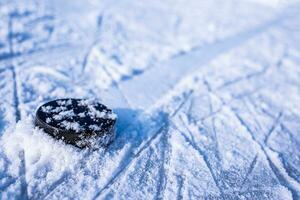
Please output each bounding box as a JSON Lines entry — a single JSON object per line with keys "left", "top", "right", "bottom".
{"left": 57, "top": 99, "right": 72, "bottom": 106}
{"left": 41, "top": 105, "right": 53, "bottom": 113}
{"left": 46, "top": 117, "right": 52, "bottom": 123}
{"left": 88, "top": 124, "right": 102, "bottom": 131}
{"left": 87, "top": 105, "right": 116, "bottom": 120}
{"left": 1, "top": 118, "right": 81, "bottom": 198}
{"left": 78, "top": 112, "right": 86, "bottom": 118}
{"left": 53, "top": 110, "right": 75, "bottom": 121}
{"left": 59, "top": 121, "right": 82, "bottom": 132}
{"left": 0, "top": 0, "right": 300, "bottom": 199}
{"left": 51, "top": 106, "right": 67, "bottom": 113}
{"left": 78, "top": 99, "right": 96, "bottom": 107}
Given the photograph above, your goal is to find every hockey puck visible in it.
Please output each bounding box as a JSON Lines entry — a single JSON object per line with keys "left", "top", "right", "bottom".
{"left": 35, "top": 98, "right": 117, "bottom": 148}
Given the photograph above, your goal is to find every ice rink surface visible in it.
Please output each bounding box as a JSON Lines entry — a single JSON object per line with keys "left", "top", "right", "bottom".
{"left": 0, "top": 0, "right": 300, "bottom": 199}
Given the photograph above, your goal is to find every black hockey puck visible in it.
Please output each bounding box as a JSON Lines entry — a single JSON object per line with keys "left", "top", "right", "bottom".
{"left": 35, "top": 98, "right": 117, "bottom": 148}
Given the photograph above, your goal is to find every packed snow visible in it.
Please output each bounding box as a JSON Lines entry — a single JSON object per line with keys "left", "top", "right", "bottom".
{"left": 0, "top": 0, "right": 300, "bottom": 199}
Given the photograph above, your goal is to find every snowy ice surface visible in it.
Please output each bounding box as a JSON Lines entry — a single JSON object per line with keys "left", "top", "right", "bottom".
{"left": 0, "top": 0, "right": 300, "bottom": 199}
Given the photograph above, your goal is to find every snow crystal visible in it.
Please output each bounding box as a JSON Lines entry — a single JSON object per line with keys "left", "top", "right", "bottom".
{"left": 87, "top": 105, "right": 116, "bottom": 120}
{"left": 78, "top": 99, "right": 96, "bottom": 107}
{"left": 60, "top": 121, "right": 82, "bottom": 132}
{"left": 57, "top": 99, "right": 73, "bottom": 106}
{"left": 53, "top": 110, "right": 75, "bottom": 120}
{"left": 87, "top": 105, "right": 106, "bottom": 119}
{"left": 78, "top": 112, "right": 86, "bottom": 118}
{"left": 46, "top": 117, "right": 52, "bottom": 123}
{"left": 41, "top": 105, "right": 53, "bottom": 113}
{"left": 51, "top": 106, "right": 67, "bottom": 113}
{"left": 88, "top": 124, "right": 102, "bottom": 131}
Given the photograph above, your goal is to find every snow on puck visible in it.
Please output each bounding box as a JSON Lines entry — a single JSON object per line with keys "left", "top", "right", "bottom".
{"left": 35, "top": 98, "right": 117, "bottom": 148}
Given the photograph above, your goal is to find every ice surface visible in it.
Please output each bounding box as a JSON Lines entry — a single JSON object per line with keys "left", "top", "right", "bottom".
{"left": 0, "top": 0, "right": 300, "bottom": 199}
